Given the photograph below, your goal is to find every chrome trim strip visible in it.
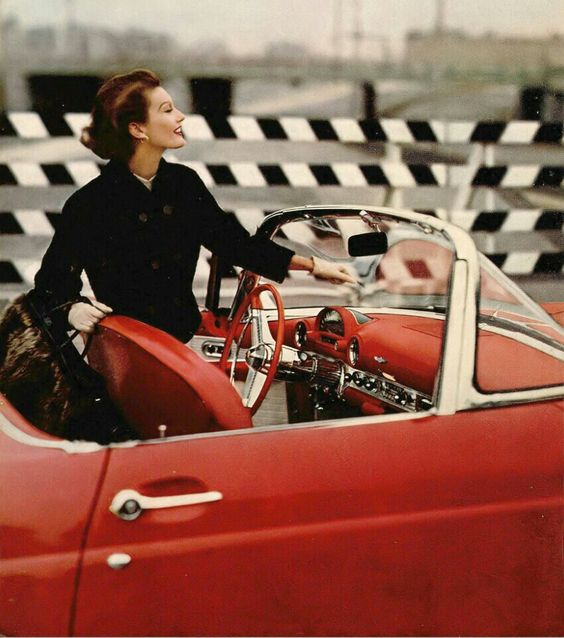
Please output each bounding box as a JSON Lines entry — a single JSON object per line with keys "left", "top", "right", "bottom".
{"left": 0, "top": 402, "right": 138, "bottom": 454}
{"left": 272, "top": 307, "right": 447, "bottom": 321}
{"left": 465, "top": 387, "right": 564, "bottom": 408}
{"left": 128, "top": 409, "right": 434, "bottom": 447}
{"left": 477, "top": 323, "right": 564, "bottom": 360}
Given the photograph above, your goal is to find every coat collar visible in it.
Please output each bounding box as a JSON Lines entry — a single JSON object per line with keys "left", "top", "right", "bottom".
{"left": 100, "top": 158, "right": 174, "bottom": 214}
{"left": 102, "top": 157, "right": 170, "bottom": 187}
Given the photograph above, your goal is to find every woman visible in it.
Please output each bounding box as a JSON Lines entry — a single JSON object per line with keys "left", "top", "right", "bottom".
{"left": 34, "top": 69, "right": 354, "bottom": 342}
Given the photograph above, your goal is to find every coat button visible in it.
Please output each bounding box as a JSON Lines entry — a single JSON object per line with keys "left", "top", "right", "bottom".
{"left": 173, "top": 296, "right": 183, "bottom": 306}
{"left": 163, "top": 204, "right": 174, "bottom": 216}
{"left": 151, "top": 258, "right": 160, "bottom": 270}
{"left": 138, "top": 212, "right": 148, "bottom": 223}
{"left": 147, "top": 305, "right": 156, "bottom": 315}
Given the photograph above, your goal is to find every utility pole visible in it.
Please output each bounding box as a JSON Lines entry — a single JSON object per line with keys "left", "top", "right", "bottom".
{"left": 343, "top": 0, "right": 390, "bottom": 64}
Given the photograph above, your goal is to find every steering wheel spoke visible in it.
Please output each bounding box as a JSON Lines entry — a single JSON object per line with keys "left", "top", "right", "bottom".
{"left": 219, "top": 284, "right": 285, "bottom": 415}
{"left": 241, "top": 367, "right": 266, "bottom": 408}
{"left": 250, "top": 306, "right": 276, "bottom": 347}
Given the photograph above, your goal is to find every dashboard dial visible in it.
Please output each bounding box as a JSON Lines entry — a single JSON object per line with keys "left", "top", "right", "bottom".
{"left": 318, "top": 308, "right": 345, "bottom": 336}
{"left": 347, "top": 337, "right": 360, "bottom": 366}
{"left": 294, "top": 322, "right": 307, "bottom": 348}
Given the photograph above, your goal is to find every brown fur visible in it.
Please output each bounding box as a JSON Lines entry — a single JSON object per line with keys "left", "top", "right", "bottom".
{"left": 0, "top": 294, "right": 85, "bottom": 437}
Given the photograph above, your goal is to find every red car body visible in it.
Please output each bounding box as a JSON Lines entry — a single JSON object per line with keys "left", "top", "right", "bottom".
{"left": 1, "top": 206, "right": 563, "bottom": 636}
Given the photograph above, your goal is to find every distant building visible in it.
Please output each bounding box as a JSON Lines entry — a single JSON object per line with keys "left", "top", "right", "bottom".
{"left": 405, "top": 31, "right": 564, "bottom": 75}
{"left": 1, "top": 16, "right": 176, "bottom": 64}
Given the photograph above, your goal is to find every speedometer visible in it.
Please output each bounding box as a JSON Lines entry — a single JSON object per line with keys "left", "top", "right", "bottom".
{"left": 318, "top": 308, "right": 345, "bottom": 336}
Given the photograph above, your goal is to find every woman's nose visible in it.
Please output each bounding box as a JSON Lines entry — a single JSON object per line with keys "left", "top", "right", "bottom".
{"left": 177, "top": 110, "right": 185, "bottom": 122}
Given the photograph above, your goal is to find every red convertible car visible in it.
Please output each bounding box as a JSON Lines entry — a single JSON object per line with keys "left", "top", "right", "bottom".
{"left": 1, "top": 206, "right": 563, "bottom": 636}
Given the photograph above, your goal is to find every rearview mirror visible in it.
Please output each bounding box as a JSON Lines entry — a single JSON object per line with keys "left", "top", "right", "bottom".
{"left": 348, "top": 232, "right": 388, "bottom": 256}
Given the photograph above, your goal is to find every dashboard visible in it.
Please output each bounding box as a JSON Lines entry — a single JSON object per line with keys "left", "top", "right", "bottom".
{"left": 287, "top": 306, "right": 438, "bottom": 413}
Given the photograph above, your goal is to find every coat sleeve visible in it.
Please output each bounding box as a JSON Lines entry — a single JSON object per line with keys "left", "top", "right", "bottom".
{"left": 190, "top": 172, "right": 294, "bottom": 283}
{"left": 32, "top": 194, "right": 89, "bottom": 332}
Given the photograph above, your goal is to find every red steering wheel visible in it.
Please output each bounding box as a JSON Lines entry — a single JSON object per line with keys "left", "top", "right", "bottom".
{"left": 219, "top": 284, "right": 285, "bottom": 415}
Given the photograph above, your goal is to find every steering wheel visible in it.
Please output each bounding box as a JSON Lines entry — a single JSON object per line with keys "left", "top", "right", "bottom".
{"left": 219, "top": 283, "right": 285, "bottom": 415}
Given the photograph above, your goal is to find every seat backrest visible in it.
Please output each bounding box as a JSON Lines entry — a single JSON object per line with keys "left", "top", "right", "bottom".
{"left": 87, "top": 316, "right": 252, "bottom": 439}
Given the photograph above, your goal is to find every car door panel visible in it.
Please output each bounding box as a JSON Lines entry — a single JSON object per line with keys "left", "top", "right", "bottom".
{"left": 75, "top": 401, "right": 564, "bottom": 636}
{"left": 0, "top": 423, "right": 108, "bottom": 637}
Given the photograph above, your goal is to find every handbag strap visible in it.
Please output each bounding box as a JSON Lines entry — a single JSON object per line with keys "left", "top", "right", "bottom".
{"left": 36, "top": 298, "right": 95, "bottom": 361}
{"left": 25, "top": 292, "right": 100, "bottom": 388}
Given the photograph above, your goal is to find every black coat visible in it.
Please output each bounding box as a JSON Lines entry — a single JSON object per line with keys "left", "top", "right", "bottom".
{"left": 33, "top": 159, "right": 294, "bottom": 341}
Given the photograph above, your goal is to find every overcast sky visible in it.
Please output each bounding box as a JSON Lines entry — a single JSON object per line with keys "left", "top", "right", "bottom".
{"left": 4, "top": 0, "right": 564, "bottom": 57}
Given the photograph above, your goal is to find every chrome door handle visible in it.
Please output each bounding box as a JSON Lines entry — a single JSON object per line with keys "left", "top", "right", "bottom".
{"left": 110, "top": 488, "right": 223, "bottom": 521}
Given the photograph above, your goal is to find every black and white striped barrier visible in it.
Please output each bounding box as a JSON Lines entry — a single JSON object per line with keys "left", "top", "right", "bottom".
{"left": 1, "top": 209, "right": 562, "bottom": 236}
{"left": 1, "top": 113, "right": 562, "bottom": 144}
{"left": 0, "top": 161, "right": 563, "bottom": 188}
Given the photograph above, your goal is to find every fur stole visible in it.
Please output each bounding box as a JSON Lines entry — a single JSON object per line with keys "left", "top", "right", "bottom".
{"left": 0, "top": 294, "right": 135, "bottom": 442}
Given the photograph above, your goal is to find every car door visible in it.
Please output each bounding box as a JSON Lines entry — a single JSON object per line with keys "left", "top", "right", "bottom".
{"left": 0, "top": 406, "right": 108, "bottom": 637}
{"left": 74, "top": 401, "right": 563, "bottom": 637}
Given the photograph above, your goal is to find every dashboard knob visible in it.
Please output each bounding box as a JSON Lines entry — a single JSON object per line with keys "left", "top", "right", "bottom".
{"left": 352, "top": 371, "right": 364, "bottom": 387}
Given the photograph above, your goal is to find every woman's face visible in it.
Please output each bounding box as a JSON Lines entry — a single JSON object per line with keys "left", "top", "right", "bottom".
{"left": 138, "top": 86, "right": 186, "bottom": 150}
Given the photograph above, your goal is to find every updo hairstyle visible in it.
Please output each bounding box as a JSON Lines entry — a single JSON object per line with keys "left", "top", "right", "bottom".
{"left": 80, "top": 69, "right": 161, "bottom": 160}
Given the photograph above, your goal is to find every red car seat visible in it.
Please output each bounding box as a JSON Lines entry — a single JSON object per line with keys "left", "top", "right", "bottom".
{"left": 87, "top": 315, "right": 252, "bottom": 439}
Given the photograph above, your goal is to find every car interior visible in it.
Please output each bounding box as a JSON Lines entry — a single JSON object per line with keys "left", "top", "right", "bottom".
{"left": 4, "top": 209, "right": 561, "bottom": 444}
{"left": 81, "top": 212, "right": 453, "bottom": 440}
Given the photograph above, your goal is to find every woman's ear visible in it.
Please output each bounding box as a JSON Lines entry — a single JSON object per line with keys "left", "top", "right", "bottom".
{"left": 128, "top": 122, "right": 148, "bottom": 141}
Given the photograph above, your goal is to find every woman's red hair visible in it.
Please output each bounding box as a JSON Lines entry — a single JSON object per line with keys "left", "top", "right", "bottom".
{"left": 80, "top": 69, "right": 160, "bottom": 160}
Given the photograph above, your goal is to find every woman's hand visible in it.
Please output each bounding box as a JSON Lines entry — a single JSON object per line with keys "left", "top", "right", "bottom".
{"left": 310, "top": 256, "right": 357, "bottom": 285}
{"left": 289, "top": 254, "right": 357, "bottom": 285}
{"left": 68, "top": 300, "right": 113, "bottom": 333}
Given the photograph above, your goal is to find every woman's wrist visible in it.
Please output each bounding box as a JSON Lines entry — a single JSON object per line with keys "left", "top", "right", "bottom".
{"left": 289, "top": 255, "right": 315, "bottom": 273}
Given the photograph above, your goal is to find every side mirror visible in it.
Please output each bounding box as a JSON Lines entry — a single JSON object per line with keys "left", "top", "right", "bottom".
{"left": 348, "top": 232, "right": 388, "bottom": 256}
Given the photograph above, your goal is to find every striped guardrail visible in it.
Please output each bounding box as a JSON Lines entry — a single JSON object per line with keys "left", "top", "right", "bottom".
{"left": 1, "top": 205, "right": 561, "bottom": 287}
{"left": 1, "top": 209, "right": 562, "bottom": 236}
{"left": 1, "top": 113, "right": 563, "bottom": 144}
{"left": 1, "top": 114, "right": 561, "bottom": 301}
{"left": 0, "top": 161, "right": 563, "bottom": 188}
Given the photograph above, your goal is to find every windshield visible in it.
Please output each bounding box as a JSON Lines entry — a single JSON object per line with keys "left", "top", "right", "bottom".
{"left": 269, "top": 210, "right": 563, "bottom": 395}
{"left": 271, "top": 214, "right": 454, "bottom": 313}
